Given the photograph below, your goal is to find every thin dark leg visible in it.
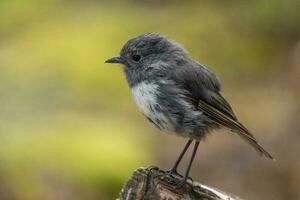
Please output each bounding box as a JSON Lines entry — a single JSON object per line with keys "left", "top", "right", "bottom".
{"left": 175, "top": 141, "right": 199, "bottom": 188}
{"left": 167, "top": 139, "right": 193, "bottom": 175}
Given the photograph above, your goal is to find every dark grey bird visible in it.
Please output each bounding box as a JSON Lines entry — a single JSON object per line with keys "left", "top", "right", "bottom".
{"left": 105, "top": 33, "right": 273, "bottom": 187}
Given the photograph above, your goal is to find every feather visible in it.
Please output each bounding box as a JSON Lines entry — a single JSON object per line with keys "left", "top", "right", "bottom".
{"left": 172, "top": 61, "right": 274, "bottom": 159}
{"left": 198, "top": 98, "right": 274, "bottom": 159}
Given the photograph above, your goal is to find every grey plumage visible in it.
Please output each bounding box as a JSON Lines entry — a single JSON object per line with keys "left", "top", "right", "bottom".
{"left": 106, "top": 32, "right": 273, "bottom": 160}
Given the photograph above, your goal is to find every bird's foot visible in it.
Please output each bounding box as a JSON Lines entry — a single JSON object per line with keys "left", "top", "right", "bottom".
{"left": 165, "top": 168, "right": 182, "bottom": 179}
{"left": 173, "top": 177, "right": 188, "bottom": 189}
{"left": 161, "top": 169, "right": 178, "bottom": 185}
{"left": 162, "top": 169, "right": 190, "bottom": 188}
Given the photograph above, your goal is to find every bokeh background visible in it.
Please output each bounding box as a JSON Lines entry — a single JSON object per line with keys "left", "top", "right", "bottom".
{"left": 0, "top": 0, "right": 299, "bottom": 199}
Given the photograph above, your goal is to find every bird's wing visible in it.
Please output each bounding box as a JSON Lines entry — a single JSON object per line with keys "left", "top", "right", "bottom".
{"left": 172, "top": 62, "right": 273, "bottom": 159}
{"left": 171, "top": 61, "right": 235, "bottom": 118}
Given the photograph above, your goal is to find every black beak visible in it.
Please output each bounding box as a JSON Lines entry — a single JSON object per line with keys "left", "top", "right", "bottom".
{"left": 105, "top": 56, "right": 125, "bottom": 64}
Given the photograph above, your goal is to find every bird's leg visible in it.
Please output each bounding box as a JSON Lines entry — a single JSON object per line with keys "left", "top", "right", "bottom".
{"left": 175, "top": 140, "right": 199, "bottom": 188}
{"left": 166, "top": 139, "right": 193, "bottom": 176}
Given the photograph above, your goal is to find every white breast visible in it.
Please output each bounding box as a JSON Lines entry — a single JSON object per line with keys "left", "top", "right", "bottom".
{"left": 132, "top": 82, "right": 159, "bottom": 115}
{"left": 131, "top": 81, "right": 171, "bottom": 130}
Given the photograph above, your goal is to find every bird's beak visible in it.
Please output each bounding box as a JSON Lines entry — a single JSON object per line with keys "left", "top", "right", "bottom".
{"left": 105, "top": 56, "right": 125, "bottom": 64}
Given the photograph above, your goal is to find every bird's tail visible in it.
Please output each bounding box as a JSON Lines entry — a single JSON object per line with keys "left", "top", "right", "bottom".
{"left": 232, "top": 123, "right": 275, "bottom": 160}
{"left": 197, "top": 99, "right": 274, "bottom": 160}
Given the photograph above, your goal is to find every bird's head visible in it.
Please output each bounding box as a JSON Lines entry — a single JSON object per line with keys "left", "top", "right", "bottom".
{"left": 106, "top": 33, "right": 188, "bottom": 71}
{"left": 105, "top": 33, "right": 189, "bottom": 86}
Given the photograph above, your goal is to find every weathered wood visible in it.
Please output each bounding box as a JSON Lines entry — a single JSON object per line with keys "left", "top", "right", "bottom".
{"left": 117, "top": 166, "right": 243, "bottom": 200}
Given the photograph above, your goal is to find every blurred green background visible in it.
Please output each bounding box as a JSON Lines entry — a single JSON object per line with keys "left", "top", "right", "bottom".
{"left": 0, "top": 0, "right": 299, "bottom": 199}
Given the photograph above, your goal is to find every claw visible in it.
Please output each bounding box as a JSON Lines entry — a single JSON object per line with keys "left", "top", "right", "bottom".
{"left": 165, "top": 169, "right": 183, "bottom": 178}
{"left": 162, "top": 170, "right": 174, "bottom": 180}
{"left": 174, "top": 178, "right": 187, "bottom": 188}
{"left": 165, "top": 170, "right": 175, "bottom": 177}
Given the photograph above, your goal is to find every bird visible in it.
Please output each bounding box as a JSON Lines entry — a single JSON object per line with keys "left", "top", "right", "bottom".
{"left": 105, "top": 32, "right": 274, "bottom": 187}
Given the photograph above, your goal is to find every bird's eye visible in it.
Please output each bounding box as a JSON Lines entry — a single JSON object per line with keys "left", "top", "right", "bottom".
{"left": 132, "top": 54, "right": 141, "bottom": 62}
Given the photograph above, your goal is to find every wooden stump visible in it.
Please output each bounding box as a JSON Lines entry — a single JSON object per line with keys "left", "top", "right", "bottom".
{"left": 117, "top": 166, "right": 243, "bottom": 200}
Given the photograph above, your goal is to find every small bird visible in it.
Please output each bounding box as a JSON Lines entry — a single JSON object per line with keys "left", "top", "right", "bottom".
{"left": 106, "top": 33, "right": 273, "bottom": 187}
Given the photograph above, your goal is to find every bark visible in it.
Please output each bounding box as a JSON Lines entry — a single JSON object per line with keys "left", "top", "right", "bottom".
{"left": 117, "top": 166, "right": 243, "bottom": 200}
